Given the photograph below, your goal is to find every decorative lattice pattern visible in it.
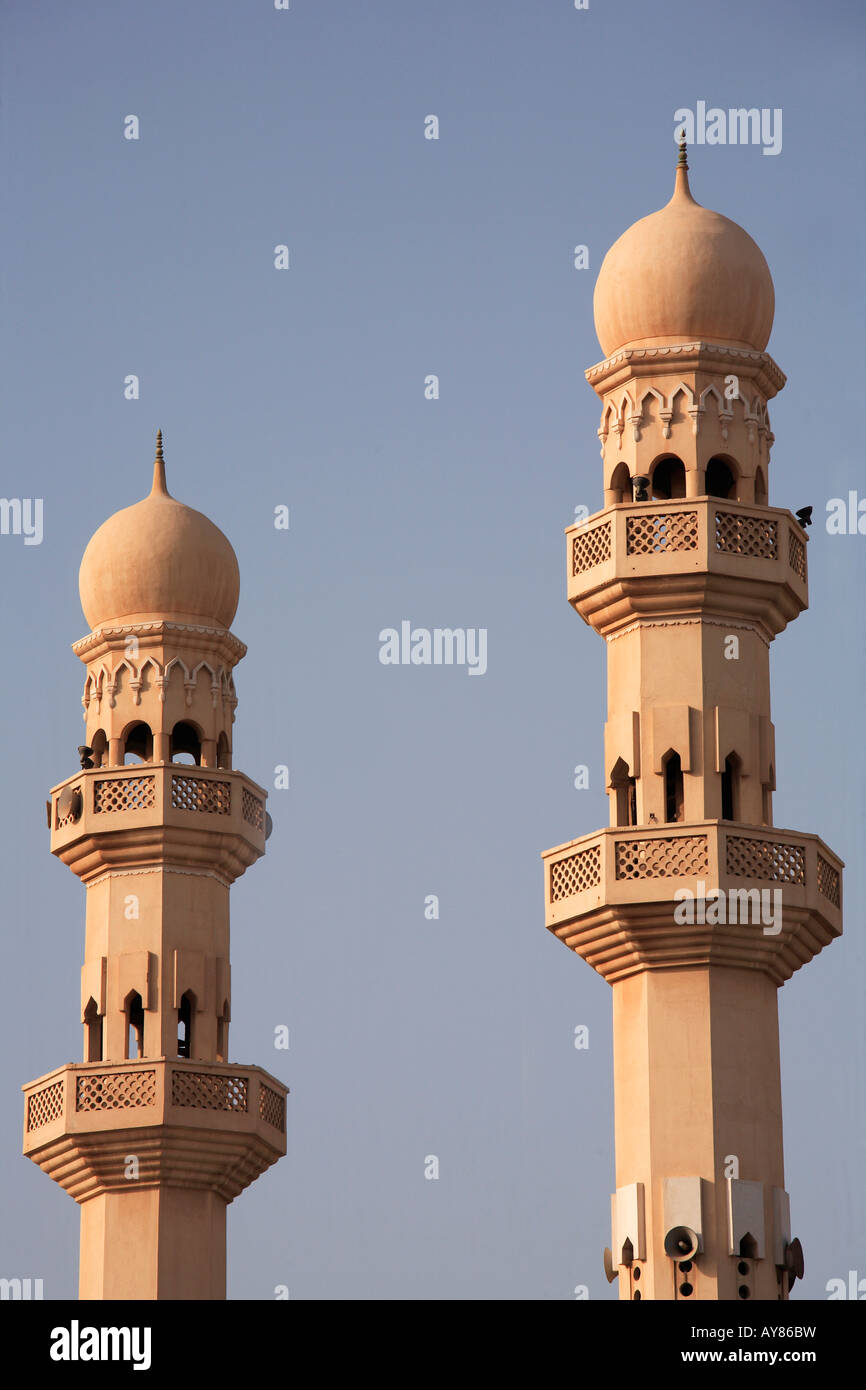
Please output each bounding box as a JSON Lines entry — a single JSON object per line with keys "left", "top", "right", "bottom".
{"left": 726, "top": 836, "right": 806, "bottom": 884}
{"left": 817, "top": 854, "right": 841, "bottom": 907}
{"left": 626, "top": 511, "right": 699, "bottom": 554}
{"left": 615, "top": 835, "right": 709, "bottom": 880}
{"left": 171, "top": 1070, "right": 248, "bottom": 1112}
{"left": 259, "top": 1084, "right": 286, "bottom": 1132}
{"left": 171, "top": 775, "right": 230, "bottom": 814}
{"left": 714, "top": 511, "right": 777, "bottom": 559}
{"left": 93, "top": 776, "right": 156, "bottom": 813}
{"left": 76, "top": 1070, "right": 156, "bottom": 1112}
{"left": 242, "top": 788, "right": 265, "bottom": 830}
{"left": 27, "top": 1081, "right": 64, "bottom": 1131}
{"left": 789, "top": 530, "right": 807, "bottom": 581}
{"left": 572, "top": 522, "right": 612, "bottom": 575}
{"left": 550, "top": 844, "right": 602, "bottom": 902}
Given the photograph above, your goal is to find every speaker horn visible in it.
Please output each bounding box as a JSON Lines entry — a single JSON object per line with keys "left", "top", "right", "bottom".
{"left": 603, "top": 1247, "right": 617, "bottom": 1284}
{"left": 784, "top": 1237, "right": 804, "bottom": 1283}
{"left": 664, "top": 1225, "right": 699, "bottom": 1260}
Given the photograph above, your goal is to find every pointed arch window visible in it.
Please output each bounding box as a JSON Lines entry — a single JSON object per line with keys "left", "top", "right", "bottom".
{"left": 663, "top": 751, "right": 684, "bottom": 823}
{"left": 721, "top": 753, "right": 741, "bottom": 821}
{"left": 125, "top": 991, "right": 144, "bottom": 1060}
{"left": 610, "top": 758, "right": 638, "bottom": 827}
{"left": 177, "top": 991, "right": 195, "bottom": 1059}
{"left": 84, "top": 998, "right": 103, "bottom": 1063}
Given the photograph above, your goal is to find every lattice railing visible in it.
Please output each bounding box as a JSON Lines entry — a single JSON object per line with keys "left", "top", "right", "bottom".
{"left": 626, "top": 511, "right": 699, "bottom": 554}
{"left": 816, "top": 854, "right": 841, "bottom": 907}
{"left": 171, "top": 1070, "right": 248, "bottom": 1112}
{"left": 572, "top": 521, "right": 612, "bottom": 576}
{"left": 259, "top": 1084, "right": 286, "bottom": 1132}
{"left": 93, "top": 775, "right": 156, "bottom": 813}
{"left": 788, "top": 529, "right": 807, "bottom": 581}
{"left": 550, "top": 844, "right": 602, "bottom": 901}
{"left": 726, "top": 836, "right": 806, "bottom": 885}
{"left": 27, "top": 1081, "right": 64, "bottom": 1132}
{"left": 171, "top": 775, "right": 231, "bottom": 815}
{"left": 714, "top": 511, "right": 777, "bottom": 559}
{"left": 242, "top": 787, "right": 265, "bottom": 830}
{"left": 615, "top": 835, "right": 709, "bottom": 880}
{"left": 76, "top": 1070, "right": 157, "bottom": 1112}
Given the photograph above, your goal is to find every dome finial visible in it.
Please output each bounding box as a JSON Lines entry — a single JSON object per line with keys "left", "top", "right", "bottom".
{"left": 673, "top": 129, "right": 694, "bottom": 203}
{"left": 151, "top": 429, "right": 170, "bottom": 496}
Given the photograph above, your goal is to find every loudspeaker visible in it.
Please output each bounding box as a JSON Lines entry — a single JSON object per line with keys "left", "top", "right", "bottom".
{"left": 664, "top": 1226, "right": 699, "bottom": 1260}
{"left": 784, "top": 1237, "right": 804, "bottom": 1283}
{"left": 603, "top": 1247, "right": 617, "bottom": 1284}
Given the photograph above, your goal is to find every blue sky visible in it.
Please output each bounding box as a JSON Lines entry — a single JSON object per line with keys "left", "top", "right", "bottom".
{"left": 1, "top": 0, "right": 863, "bottom": 1299}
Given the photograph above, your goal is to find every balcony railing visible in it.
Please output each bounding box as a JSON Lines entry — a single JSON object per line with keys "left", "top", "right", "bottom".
{"left": 543, "top": 821, "right": 841, "bottom": 922}
{"left": 568, "top": 498, "right": 807, "bottom": 591}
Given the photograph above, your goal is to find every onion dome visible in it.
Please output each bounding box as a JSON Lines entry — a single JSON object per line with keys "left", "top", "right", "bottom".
{"left": 79, "top": 432, "right": 240, "bottom": 630}
{"left": 592, "top": 136, "right": 775, "bottom": 358}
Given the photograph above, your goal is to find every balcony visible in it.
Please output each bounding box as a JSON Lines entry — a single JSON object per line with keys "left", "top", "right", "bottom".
{"left": 22, "top": 1057, "right": 287, "bottom": 1204}
{"left": 48, "top": 764, "right": 268, "bottom": 883}
{"left": 541, "top": 820, "right": 842, "bottom": 985}
{"left": 567, "top": 499, "right": 808, "bottom": 639}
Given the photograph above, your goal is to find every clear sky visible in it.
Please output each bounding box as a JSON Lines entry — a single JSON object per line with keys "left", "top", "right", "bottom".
{"left": 1, "top": 0, "right": 863, "bottom": 1300}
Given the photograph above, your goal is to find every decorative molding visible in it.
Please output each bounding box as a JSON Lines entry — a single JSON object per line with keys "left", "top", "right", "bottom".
{"left": 604, "top": 616, "right": 771, "bottom": 649}
{"left": 85, "top": 866, "right": 232, "bottom": 890}
{"left": 585, "top": 341, "right": 786, "bottom": 394}
{"left": 73, "top": 621, "right": 247, "bottom": 660}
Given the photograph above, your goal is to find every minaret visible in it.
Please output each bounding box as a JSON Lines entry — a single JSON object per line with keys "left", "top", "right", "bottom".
{"left": 23, "top": 434, "right": 287, "bottom": 1300}
{"left": 542, "top": 142, "right": 843, "bottom": 1301}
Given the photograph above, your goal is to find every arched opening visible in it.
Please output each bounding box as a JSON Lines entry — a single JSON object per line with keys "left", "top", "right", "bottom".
{"left": 754, "top": 465, "right": 768, "bottom": 506}
{"left": 609, "top": 461, "right": 631, "bottom": 505}
{"left": 739, "top": 1233, "right": 758, "bottom": 1261}
{"left": 216, "top": 732, "right": 231, "bottom": 770}
{"left": 90, "top": 729, "right": 108, "bottom": 769}
{"left": 663, "top": 751, "right": 684, "bottom": 823}
{"left": 84, "top": 998, "right": 103, "bottom": 1063}
{"left": 123, "top": 722, "right": 153, "bottom": 764}
{"left": 177, "top": 991, "right": 196, "bottom": 1059}
{"left": 170, "top": 721, "right": 202, "bottom": 766}
{"left": 216, "top": 999, "right": 230, "bottom": 1063}
{"left": 610, "top": 757, "right": 637, "bottom": 827}
{"left": 125, "top": 991, "right": 145, "bottom": 1060}
{"left": 706, "top": 456, "right": 737, "bottom": 500}
{"left": 651, "top": 455, "right": 686, "bottom": 500}
{"left": 721, "top": 753, "right": 741, "bottom": 821}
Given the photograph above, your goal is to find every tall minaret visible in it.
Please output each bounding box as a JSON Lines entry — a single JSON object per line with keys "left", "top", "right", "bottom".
{"left": 23, "top": 434, "right": 287, "bottom": 1300}
{"left": 542, "top": 142, "right": 843, "bottom": 1302}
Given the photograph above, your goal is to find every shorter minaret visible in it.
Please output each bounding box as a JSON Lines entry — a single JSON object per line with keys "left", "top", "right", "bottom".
{"left": 23, "top": 434, "right": 287, "bottom": 1300}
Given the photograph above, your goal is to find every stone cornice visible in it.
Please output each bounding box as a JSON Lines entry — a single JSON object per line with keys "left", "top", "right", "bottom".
{"left": 585, "top": 341, "right": 786, "bottom": 400}
{"left": 73, "top": 621, "right": 247, "bottom": 666}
